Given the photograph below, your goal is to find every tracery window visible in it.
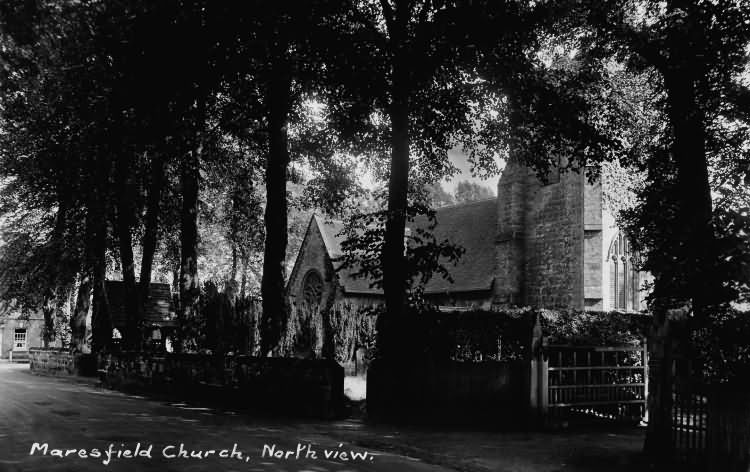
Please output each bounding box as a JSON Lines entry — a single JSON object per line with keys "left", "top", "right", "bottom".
{"left": 302, "top": 270, "right": 324, "bottom": 308}
{"left": 608, "top": 232, "right": 641, "bottom": 312}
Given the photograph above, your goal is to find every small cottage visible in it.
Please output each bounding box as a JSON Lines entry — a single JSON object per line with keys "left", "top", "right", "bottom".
{"left": 0, "top": 306, "right": 46, "bottom": 361}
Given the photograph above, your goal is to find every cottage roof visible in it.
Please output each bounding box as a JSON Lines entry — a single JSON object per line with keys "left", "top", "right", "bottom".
{"left": 314, "top": 198, "right": 497, "bottom": 295}
{"left": 105, "top": 281, "right": 177, "bottom": 328}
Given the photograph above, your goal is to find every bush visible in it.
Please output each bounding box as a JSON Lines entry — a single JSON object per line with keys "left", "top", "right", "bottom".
{"left": 280, "top": 302, "right": 325, "bottom": 358}
{"left": 371, "top": 306, "right": 537, "bottom": 362}
{"left": 423, "top": 308, "right": 536, "bottom": 361}
{"left": 541, "top": 309, "right": 651, "bottom": 346}
{"left": 690, "top": 307, "right": 750, "bottom": 384}
{"left": 176, "top": 282, "right": 262, "bottom": 354}
{"left": 249, "top": 302, "right": 655, "bottom": 365}
{"left": 328, "top": 303, "right": 378, "bottom": 364}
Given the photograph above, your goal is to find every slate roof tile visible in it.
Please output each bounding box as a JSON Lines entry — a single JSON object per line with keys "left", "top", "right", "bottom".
{"left": 315, "top": 198, "right": 497, "bottom": 295}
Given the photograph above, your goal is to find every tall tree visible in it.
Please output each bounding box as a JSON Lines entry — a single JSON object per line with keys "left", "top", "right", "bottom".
{"left": 576, "top": 0, "right": 750, "bottom": 459}
{"left": 333, "top": 0, "right": 488, "bottom": 340}
{"left": 0, "top": 0, "right": 119, "bottom": 351}
{"left": 217, "top": 1, "right": 354, "bottom": 355}
{"left": 334, "top": 1, "right": 619, "bottom": 356}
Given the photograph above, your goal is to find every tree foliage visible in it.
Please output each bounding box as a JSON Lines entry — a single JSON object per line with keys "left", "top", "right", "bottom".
{"left": 453, "top": 180, "right": 495, "bottom": 204}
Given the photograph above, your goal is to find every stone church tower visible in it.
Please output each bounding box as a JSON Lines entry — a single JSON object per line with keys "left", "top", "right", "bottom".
{"left": 494, "top": 160, "right": 607, "bottom": 311}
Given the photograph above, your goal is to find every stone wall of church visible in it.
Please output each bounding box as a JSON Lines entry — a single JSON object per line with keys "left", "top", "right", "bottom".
{"left": 494, "top": 162, "right": 527, "bottom": 305}
{"left": 522, "top": 167, "right": 585, "bottom": 310}
{"left": 286, "top": 220, "right": 337, "bottom": 312}
{"left": 495, "top": 162, "right": 587, "bottom": 310}
{"left": 584, "top": 170, "right": 604, "bottom": 310}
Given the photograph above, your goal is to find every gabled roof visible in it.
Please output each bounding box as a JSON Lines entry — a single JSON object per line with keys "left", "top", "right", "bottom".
{"left": 314, "top": 198, "right": 497, "bottom": 295}
{"left": 418, "top": 198, "right": 497, "bottom": 294}
{"left": 105, "top": 281, "right": 176, "bottom": 328}
{"left": 314, "top": 215, "right": 380, "bottom": 294}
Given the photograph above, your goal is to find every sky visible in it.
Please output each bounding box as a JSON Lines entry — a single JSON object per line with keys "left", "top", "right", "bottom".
{"left": 442, "top": 147, "right": 501, "bottom": 195}
{"left": 357, "top": 147, "right": 503, "bottom": 196}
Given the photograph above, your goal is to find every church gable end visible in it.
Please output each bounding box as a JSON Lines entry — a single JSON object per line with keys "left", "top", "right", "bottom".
{"left": 286, "top": 217, "right": 337, "bottom": 311}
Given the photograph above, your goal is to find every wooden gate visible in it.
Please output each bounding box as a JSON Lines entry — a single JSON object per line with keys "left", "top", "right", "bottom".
{"left": 670, "top": 359, "right": 750, "bottom": 470}
{"left": 671, "top": 381, "right": 709, "bottom": 464}
{"left": 542, "top": 343, "right": 648, "bottom": 423}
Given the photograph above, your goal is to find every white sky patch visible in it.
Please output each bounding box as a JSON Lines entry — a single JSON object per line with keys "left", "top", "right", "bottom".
{"left": 355, "top": 147, "right": 502, "bottom": 195}
{"left": 441, "top": 147, "right": 501, "bottom": 194}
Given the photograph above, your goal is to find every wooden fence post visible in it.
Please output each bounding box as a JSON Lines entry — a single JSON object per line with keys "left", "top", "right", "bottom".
{"left": 530, "top": 354, "right": 539, "bottom": 411}
{"left": 644, "top": 317, "right": 674, "bottom": 462}
{"left": 708, "top": 385, "right": 750, "bottom": 472}
{"left": 529, "top": 312, "right": 547, "bottom": 426}
{"left": 642, "top": 338, "right": 649, "bottom": 424}
{"left": 539, "top": 349, "right": 549, "bottom": 419}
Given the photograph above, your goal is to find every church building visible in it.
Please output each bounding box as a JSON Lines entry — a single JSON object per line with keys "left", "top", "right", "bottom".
{"left": 287, "top": 161, "right": 648, "bottom": 313}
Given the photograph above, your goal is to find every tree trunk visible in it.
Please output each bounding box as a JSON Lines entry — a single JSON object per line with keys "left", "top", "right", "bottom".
{"left": 172, "top": 268, "right": 180, "bottom": 298}
{"left": 231, "top": 243, "right": 238, "bottom": 283}
{"left": 663, "top": 69, "right": 715, "bottom": 318}
{"left": 55, "top": 285, "right": 72, "bottom": 348}
{"left": 90, "top": 215, "right": 111, "bottom": 353}
{"left": 644, "top": 305, "right": 674, "bottom": 461}
{"left": 70, "top": 273, "right": 91, "bottom": 352}
{"left": 81, "top": 144, "right": 113, "bottom": 353}
{"left": 260, "top": 59, "right": 292, "bottom": 357}
{"left": 42, "top": 296, "right": 54, "bottom": 348}
{"left": 43, "top": 198, "right": 69, "bottom": 348}
{"left": 240, "top": 254, "right": 249, "bottom": 300}
{"left": 180, "top": 104, "right": 204, "bottom": 324}
{"left": 381, "top": 46, "right": 411, "bottom": 358}
{"left": 139, "top": 151, "right": 165, "bottom": 307}
{"left": 644, "top": 35, "right": 715, "bottom": 460}
{"left": 116, "top": 155, "right": 142, "bottom": 350}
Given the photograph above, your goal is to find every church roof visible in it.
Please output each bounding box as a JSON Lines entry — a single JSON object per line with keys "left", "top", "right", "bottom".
{"left": 315, "top": 198, "right": 497, "bottom": 295}
{"left": 105, "top": 281, "right": 177, "bottom": 328}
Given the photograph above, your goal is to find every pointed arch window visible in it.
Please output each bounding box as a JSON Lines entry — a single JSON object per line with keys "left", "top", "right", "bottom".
{"left": 608, "top": 232, "right": 642, "bottom": 312}
{"left": 302, "top": 270, "right": 324, "bottom": 308}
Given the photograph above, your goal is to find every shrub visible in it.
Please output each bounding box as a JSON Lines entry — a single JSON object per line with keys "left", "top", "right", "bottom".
{"left": 540, "top": 309, "right": 651, "bottom": 346}
{"left": 690, "top": 307, "right": 750, "bottom": 384}
{"left": 328, "top": 303, "right": 378, "bottom": 364}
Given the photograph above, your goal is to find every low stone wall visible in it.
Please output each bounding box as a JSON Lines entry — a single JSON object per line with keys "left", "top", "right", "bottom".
{"left": 367, "top": 358, "right": 530, "bottom": 426}
{"left": 98, "top": 352, "right": 345, "bottom": 419}
{"left": 29, "top": 348, "right": 97, "bottom": 376}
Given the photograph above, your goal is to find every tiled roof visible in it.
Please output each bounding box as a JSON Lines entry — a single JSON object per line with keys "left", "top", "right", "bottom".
{"left": 419, "top": 198, "right": 497, "bottom": 294}
{"left": 315, "top": 215, "right": 380, "bottom": 294}
{"left": 105, "top": 281, "right": 177, "bottom": 328}
{"left": 315, "top": 198, "right": 497, "bottom": 295}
